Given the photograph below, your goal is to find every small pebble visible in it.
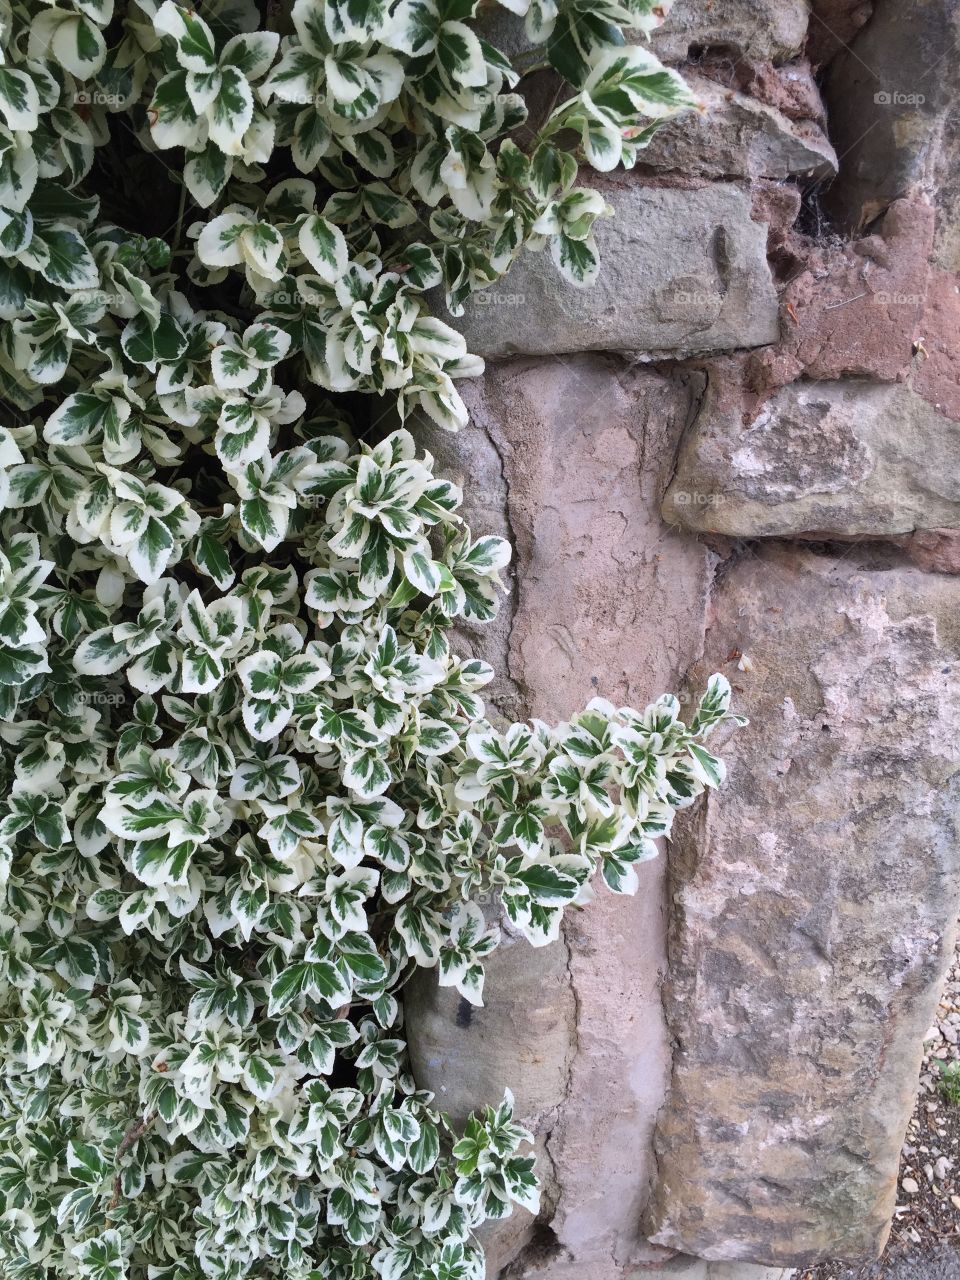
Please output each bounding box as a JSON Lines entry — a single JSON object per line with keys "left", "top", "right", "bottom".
{"left": 952, "top": 1195, "right": 960, "bottom": 1211}
{"left": 902, "top": 1177, "right": 920, "bottom": 1194}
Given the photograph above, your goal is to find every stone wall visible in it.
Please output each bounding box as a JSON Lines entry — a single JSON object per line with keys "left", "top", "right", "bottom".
{"left": 405, "top": 1, "right": 960, "bottom": 1275}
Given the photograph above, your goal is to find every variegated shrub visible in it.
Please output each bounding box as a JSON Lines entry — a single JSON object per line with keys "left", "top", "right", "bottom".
{"left": 0, "top": 0, "right": 740, "bottom": 1277}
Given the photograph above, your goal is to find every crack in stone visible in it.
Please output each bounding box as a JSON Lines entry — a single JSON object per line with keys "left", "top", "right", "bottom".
{"left": 482, "top": 408, "right": 532, "bottom": 720}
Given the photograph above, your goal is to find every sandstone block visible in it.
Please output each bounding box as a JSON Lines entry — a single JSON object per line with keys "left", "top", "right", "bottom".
{"left": 645, "top": 547, "right": 960, "bottom": 1264}
{"left": 780, "top": 199, "right": 934, "bottom": 386}
{"left": 662, "top": 378, "right": 960, "bottom": 538}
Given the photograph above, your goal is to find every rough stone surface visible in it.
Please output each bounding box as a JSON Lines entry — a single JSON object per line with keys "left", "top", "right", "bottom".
{"left": 931, "top": 113, "right": 960, "bottom": 272}
{"left": 735, "top": 61, "right": 828, "bottom": 124}
{"left": 914, "top": 271, "right": 960, "bottom": 421}
{"left": 824, "top": 0, "right": 960, "bottom": 231}
{"left": 691, "top": 54, "right": 828, "bottom": 126}
{"left": 708, "top": 1268, "right": 795, "bottom": 1280}
{"left": 649, "top": 0, "right": 809, "bottom": 64}
{"left": 406, "top": 922, "right": 576, "bottom": 1274}
{"left": 779, "top": 199, "right": 935, "bottom": 385}
{"left": 662, "top": 378, "right": 960, "bottom": 537}
{"left": 406, "top": 356, "right": 712, "bottom": 1278}
{"left": 405, "top": 924, "right": 575, "bottom": 1131}
{"left": 902, "top": 529, "right": 960, "bottom": 575}
{"left": 453, "top": 182, "right": 780, "bottom": 360}
{"left": 639, "top": 76, "right": 837, "bottom": 181}
{"left": 645, "top": 547, "right": 960, "bottom": 1264}
{"left": 410, "top": 2, "right": 960, "bottom": 1271}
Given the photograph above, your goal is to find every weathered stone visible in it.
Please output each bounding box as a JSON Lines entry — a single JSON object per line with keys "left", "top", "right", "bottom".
{"left": 406, "top": 355, "right": 713, "bottom": 1278}
{"left": 662, "top": 378, "right": 960, "bottom": 538}
{"left": 736, "top": 61, "right": 828, "bottom": 124}
{"left": 645, "top": 546, "right": 960, "bottom": 1263}
{"left": 640, "top": 75, "right": 837, "bottom": 181}
{"left": 648, "top": 0, "right": 809, "bottom": 64}
{"left": 405, "top": 920, "right": 576, "bottom": 1274}
{"left": 750, "top": 184, "right": 803, "bottom": 276}
{"left": 824, "top": 0, "right": 960, "bottom": 231}
{"left": 694, "top": 56, "right": 828, "bottom": 127}
{"left": 931, "top": 113, "right": 960, "bottom": 272}
{"left": 780, "top": 198, "right": 934, "bottom": 384}
{"left": 405, "top": 920, "right": 575, "bottom": 1132}
{"left": 914, "top": 271, "right": 960, "bottom": 421}
{"left": 902, "top": 529, "right": 960, "bottom": 575}
{"left": 453, "top": 181, "right": 779, "bottom": 360}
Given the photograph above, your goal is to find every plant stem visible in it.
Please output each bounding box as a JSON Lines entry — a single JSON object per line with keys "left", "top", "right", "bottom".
{"left": 172, "top": 179, "right": 188, "bottom": 256}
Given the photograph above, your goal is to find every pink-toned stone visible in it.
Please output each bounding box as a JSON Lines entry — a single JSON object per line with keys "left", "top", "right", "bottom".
{"left": 914, "top": 270, "right": 960, "bottom": 423}
{"left": 406, "top": 355, "right": 713, "bottom": 1279}
{"left": 739, "top": 61, "right": 828, "bottom": 124}
{"left": 695, "top": 54, "right": 829, "bottom": 125}
{"left": 780, "top": 199, "right": 934, "bottom": 383}
{"left": 749, "top": 183, "right": 804, "bottom": 280}
{"left": 903, "top": 529, "right": 960, "bottom": 575}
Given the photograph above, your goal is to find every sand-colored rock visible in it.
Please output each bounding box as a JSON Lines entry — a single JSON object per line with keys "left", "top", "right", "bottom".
{"left": 646, "top": 547, "right": 960, "bottom": 1264}
{"left": 662, "top": 378, "right": 960, "bottom": 537}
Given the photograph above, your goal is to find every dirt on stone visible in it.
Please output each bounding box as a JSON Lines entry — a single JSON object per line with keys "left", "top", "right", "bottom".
{"left": 805, "top": 946, "right": 960, "bottom": 1280}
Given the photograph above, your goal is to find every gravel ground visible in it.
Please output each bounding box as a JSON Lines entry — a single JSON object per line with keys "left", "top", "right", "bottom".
{"left": 803, "top": 947, "right": 960, "bottom": 1280}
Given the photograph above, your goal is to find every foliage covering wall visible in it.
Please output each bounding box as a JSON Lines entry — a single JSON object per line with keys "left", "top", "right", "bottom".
{"left": 0, "top": 0, "right": 740, "bottom": 1276}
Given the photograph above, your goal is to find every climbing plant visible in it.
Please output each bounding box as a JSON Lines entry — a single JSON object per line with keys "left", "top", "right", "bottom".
{"left": 0, "top": 0, "right": 742, "bottom": 1276}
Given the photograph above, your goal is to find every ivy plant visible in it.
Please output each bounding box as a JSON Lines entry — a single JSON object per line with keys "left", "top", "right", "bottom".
{"left": 0, "top": 0, "right": 742, "bottom": 1277}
